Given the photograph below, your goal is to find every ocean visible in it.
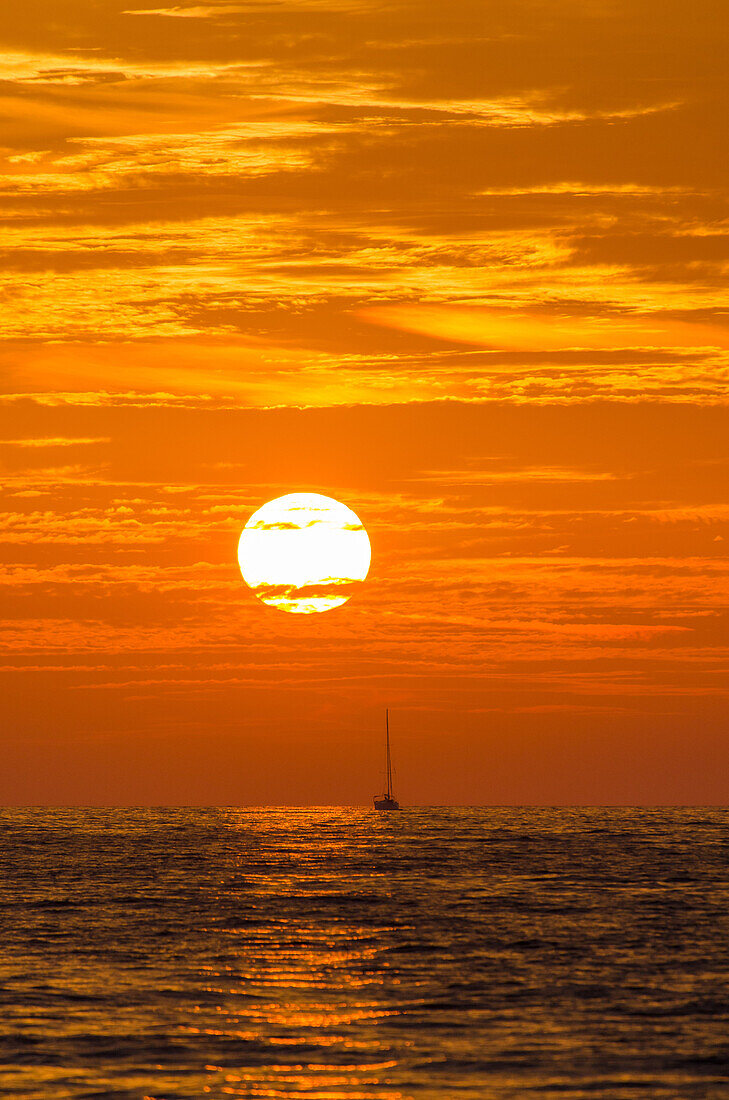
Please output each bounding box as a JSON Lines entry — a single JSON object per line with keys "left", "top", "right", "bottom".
{"left": 1, "top": 808, "right": 728, "bottom": 1099}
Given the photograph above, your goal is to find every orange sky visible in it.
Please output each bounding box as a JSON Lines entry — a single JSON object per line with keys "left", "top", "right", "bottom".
{"left": 1, "top": 0, "right": 728, "bottom": 804}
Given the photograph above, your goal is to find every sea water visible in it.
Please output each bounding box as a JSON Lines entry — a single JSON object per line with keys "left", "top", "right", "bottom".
{"left": 1, "top": 807, "right": 728, "bottom": 1099}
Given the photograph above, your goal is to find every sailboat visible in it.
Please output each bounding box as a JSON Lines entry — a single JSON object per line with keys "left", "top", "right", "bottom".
{"left": 373, "top": 709, "right": 400, "bottom": 810}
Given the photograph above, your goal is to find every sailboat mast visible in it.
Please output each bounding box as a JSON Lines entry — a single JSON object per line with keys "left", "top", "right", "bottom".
{"left": 386, "top": 708, "right": 392, "bottom": 798}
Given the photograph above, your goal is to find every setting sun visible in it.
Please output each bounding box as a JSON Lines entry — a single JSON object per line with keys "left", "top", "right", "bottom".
{"left": 237, "top": 493, "right": 371, "bottom": 614}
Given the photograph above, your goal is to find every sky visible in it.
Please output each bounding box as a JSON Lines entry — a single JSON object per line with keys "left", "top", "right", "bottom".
{"left": 1, "top": 0, "right": 728, "bottom": 804}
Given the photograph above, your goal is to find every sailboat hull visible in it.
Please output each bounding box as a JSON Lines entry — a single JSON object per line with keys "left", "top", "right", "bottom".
{"left": 373, "top": 796, "right": 400, "bottom": 810}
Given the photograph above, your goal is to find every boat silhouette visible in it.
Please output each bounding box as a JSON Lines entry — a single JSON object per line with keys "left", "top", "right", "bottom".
{"left": 373, "top": 709, "right": 400, "bottom": 810}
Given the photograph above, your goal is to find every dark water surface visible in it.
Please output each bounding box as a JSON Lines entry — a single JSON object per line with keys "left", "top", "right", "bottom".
{"left": 1, "top": 808, "right": 728, "bottom": 1099}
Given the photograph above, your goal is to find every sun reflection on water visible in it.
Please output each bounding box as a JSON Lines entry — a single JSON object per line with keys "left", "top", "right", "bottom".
{"left": 175, "top": 808, "right": 408, "bottom": 1100}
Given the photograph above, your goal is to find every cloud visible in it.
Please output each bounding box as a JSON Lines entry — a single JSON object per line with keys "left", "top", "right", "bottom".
{"left": 0, "top": 436, "right": 109, "bottom": 448}
{"left": 124, "top": 5, "right": 250, "bottom": 16}
{"left": 359, "top": 305, "right": 729, "bottom": 353}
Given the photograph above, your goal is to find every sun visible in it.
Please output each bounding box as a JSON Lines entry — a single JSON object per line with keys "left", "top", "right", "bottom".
{"left": 238, "top": 493, "right": 371, "bottom": 614}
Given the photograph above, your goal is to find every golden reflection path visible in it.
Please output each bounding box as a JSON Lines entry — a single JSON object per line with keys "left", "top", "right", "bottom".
{"left": 182, "top": 809, "right": 409, "bottom": 1100}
